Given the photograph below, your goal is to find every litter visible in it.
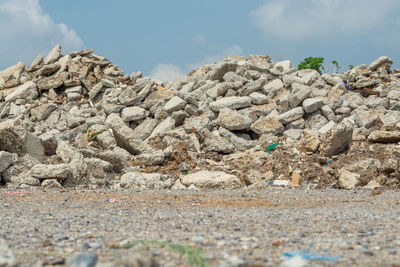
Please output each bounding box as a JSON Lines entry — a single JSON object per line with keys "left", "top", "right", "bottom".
{"left": 109, "top": 198, "right": 116, "bottom": 203}
{"left": 266, "top": 142, "right": 280, "bottom": 154}
{"left": 343, "top": 80, "right": 350, "bottom": 91}
{"left": 268, "top": 180, "right": 290, "bottom": 187}
{"left": 282, "top": 242, "right": 341, "bottom": 264}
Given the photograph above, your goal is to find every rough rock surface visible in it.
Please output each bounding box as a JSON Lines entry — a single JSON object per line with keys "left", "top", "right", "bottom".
{"left": 1, "top": 45, "right": 400, "bottom": 190}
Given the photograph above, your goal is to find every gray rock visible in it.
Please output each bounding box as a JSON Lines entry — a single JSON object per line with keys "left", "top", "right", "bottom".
{"left": 289, "top": 83, "right": 312, "bottom": 108}
{"left": 56, "top": 141, "right": 88, "bottom": 185}
{"left": 30, "top": 163, "right": 70, "bottom": 180}
{"left": 120, "top": 172, "right": 171, "bottom": 189}
{"left": 204, "top": 135, "right": 234, "bottom": 154}
{"left": 0, "top": 151, "right": 13, "bottom": 173}
{"left": 118, "top": 87, "right": 139, "bottom": 106}
{"left": 0, "top": 119, "right": 25, "bottom": 155}
{"left": 0, "top": 238, "right": 18, "bottom": 267}
{"left": 354, "top": 109, "right": 379, "bottom": 128}
{"left": 218, "top": 127, "right": 253, "bottom": 150}
{"left": 88, "top": 82, "right": 103, "bottom": 99}
{"left": 25, "top": 132, "right": 45, "bottom": 162}
{"left": 262, "top": 79, "right": 284, "bottom": 98}
{"left": 183, "top": 115, "right": 213, "bottom": 132}
{"left": 223, "top": 71, "right": 247, "bottom": 83}
{"left": 164, "top": 96, "right": 187, "bottom": 113}
{"left": 277, "top": 107, "right": 304, "bottom": 124}
{"left": 41, "top": 179, "right": 63, "bottom": 188}
{"left": 66, "top": 252, "right": 97, "bottom": 267}
{"left": 148, "top": 117, "right": 175, "bottom": 139}
{"left": 69, "top": 48, "right": 94, "bottom": 57}
{"left": 0, "top": 62, "right": 25, "bottom": 88}
{"left": 101, "top": 78, "right": 115, "bottom": 88}
{"left": 27, "top": 54, "right": 43, "bottom": 71}
{"left": 132, "top": 118, "right": 157, "bottom": 141}
{"left": 37, "top": 71, "right": 68, "bottom": 91}
{"left": 368, "top": 130, "right": 400, "bottom": 143}
{"left": 283, "top": 129, "right": 302, "bottom": 140}
{"left": 181, "top": 171, "right": 241, "bottom": 189}
{"left": 67, "top": 92, "right": 81, "bottom": 102}
{"left": 135, "top": 150, "right": 165, "bottom": 166}
{"left": 249, "top": 92, "right": 268, "bottom": 105}
{"left": 302, "top": 97, "right": 323, "bottom": 113}
{"left": 319, "top": 122, "right": 353, "bottom": 156}
{"left": 321, "top": 105, "right": 336, "bottom": 121}
{"left": 209, "top": 96, "right": 251, "bottom": 112}
{"left": 368, "top": 56, "right": 393, "bottom": 71}
{"left": 206, "top": 82, "right": 241, "bottom": 99}
{"left": 44, "top": 44, "right": 61, "bottom": 64}
{"left": 377, "top": 111, "right": 400, "bottom": 129}
{"left": 300, "top": 70, "right": 319, "bottom": 85}
{"left": 121, "top": 106, "right": 148, "bottom": 122}
{"left": 241, "top": 78, "right": 266, "bottom": 96}
{"left": 30, "top": 103, "right": 57, "bottom": 121}
{"left": 338, "top": 168, "right": 360, "bottom": 189}
{"left": 39, "top": 63, "right": 61, "bottom": 76}
{"left": 251, "top": 116, "right": 285, "bottom": 135}
{"left": 215, "top": 108, "right": 252, "bottom": 130}
{"left": 5, "top": 81, "right": 37, "bottom": 102}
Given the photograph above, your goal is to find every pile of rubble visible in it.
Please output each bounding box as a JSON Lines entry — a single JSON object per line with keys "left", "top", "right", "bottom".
{"left": 1, "top": 45, "right": 400, "bottom": 190}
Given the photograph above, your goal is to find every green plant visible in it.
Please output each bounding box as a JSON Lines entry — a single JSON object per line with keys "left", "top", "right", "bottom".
{"left": 349, "top": 65, "right": 354, "bottom": 70}
{"left": 297, "top": 57, "right": 325, "bottom": 74}
{"left": 117, "top": 239, "right": 208, "bottom": 267}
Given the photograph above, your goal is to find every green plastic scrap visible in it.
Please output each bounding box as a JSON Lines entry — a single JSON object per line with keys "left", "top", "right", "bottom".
{"left": 266, "top": 142, "right": 280, "bottom": 154}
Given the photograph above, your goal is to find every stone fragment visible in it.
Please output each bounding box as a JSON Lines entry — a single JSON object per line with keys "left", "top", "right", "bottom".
{"left": 39, "top": 63, "right": 61, "bottom": 76}
{"left": 368, "top": 130, "right": 400, "bottom": 143}
{"left": 5, "top": 81, "right": 37, "bottom": 102}
{"left": 121, "top": 106, "right": 148, "bottom": 122}
{"left": 0, "top": 62, "right": 25, "bottom": 88}
{"left": 249, "top": 92, "right": 268, "bottom": 105}
{"left": 277, "top": 107, "right": 304, "bottom": 124}
{"left": 164, "top": 96, "right": 187, "bottom": 113}
{"left": 30, "top": 103, "right": 57, "bottom": 121}
{"left": 27, "top": 54, "right": 43, "bottom": 71}
{"left": 354, "top": 109, "right": 378, "bottom": 128}
{"left": 101, "top": 78, "right": 115, "bottom": 88}
{"left": 66, "top": 252, "right": 97, "bottom": 267}
{"left": 37, "top": 72, "right": 68, "bottom": 90}
{"left": 41, "top": 179, "right": 63, "bottom": 188}
{"left": 120, "top": 172, "right": 171, "bottom": 189}
{"left": 148, "top": 117, "right": 175, "bottom": 139}
{"left": 289, "top": 83, "right": 312, "bottom": 108}
{"left": 215, "top": 107, "right": 252, "bottom": 130}
{"left": 56, "top": 141, "right": 88, "bottom": 185}
{"left": 25, "top": 132, "right": 45, "bottom": 162}
{"left": 181, "top": 171, "right": 241, "bottom": 189}
{"left": 302, "top": 97, "right": 323, "bottom": 113}
{"left": 30, "top": 164, "right": 70, "bottom": 180}
{"left": 368, "top": 56, "right": 393, "bottom": 71}
{"left": 204, "top": 135, "right": 234, "bottom": 154}
{"left": 0, "top": 119, "right": 25, "bottom": 155}
{"left": 44, "top": 44, "right": 61, "bottom": 64}
{"left": 251, "top": 117, "right": 284, "bottom": 135}
{"left": 338, "top": 168, "right": 359, "bottom": 189}
{"left": 262, "top": 79, "right": 284, "bottom": 98}
{"left": 88, "top": 82, "right": 103, "bottom": 99}
{"left": 0, "top": 238, "right": 18, "bottom": 267}
{"left": 209, "top": 96, "right": 251, "bottom": 112}
{"left": 0, "top": 151, "right": 13, "bottom": 173}
{"left": 132, "top": 118, "right": 157, "bottom": 141}
{"left": 319, "top": 122, "right": 353, "bottom": 156}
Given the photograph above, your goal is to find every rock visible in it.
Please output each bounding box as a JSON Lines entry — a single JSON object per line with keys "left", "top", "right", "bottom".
{"left": 363, "top": 180, "right": 381, "bottom": 189}
{"left": 148, "top": 117, "right": 175, "bottom": 139}
{"left": 37, "top": 71, "right": 68, "bottom": 91}
{"left": 30, "top": 163, "right": 70, "bottom": 180}
{"left": 5, "top": 81, "right": 37, "bottom": 102}
{"left": 0, "top": 62, "right": 25, "bottom": 88}
{"left": 25, "top": 132, "right": 45, "bottom": 162}
{"left": 338, "top": 168, "right": 360, "bottom": 189}
{"left": 204, "top": 134, "right": 234, "bottom": 154}
{"left": 368, "top": 56, "right": 393, "bottom": 71}
{"left": 277, "top": 107, "right": 304, "bottom": 124}
{"left": 0, "top": 151, "right": 13, "bottom": 173}
{"left": 10, "top": 175, "right": 40, "bottom": 186}
{"left": 101, "top": 78, "right": 115, "bottom": 88}
{"left": 30, "top": 103, "right": 57, "bottom": 121}
{"left": 289, "top": 83, "right": 312, "bottom": 108}
{"left": 44, "top": 44, "right": 61, "bottom": 64}
{"left": 209, "top": 96, "right": 251, "bottom": 112}
{"left": 249, "top": 92, "right": 269, "bottom": 105}
{"left": 275, "top": 60, "right": 292, "bottom": 72}
{"left": 27, "top": 54, "right": 43, "bottom": 71}
{"left": 163, "top": 96, "right": 187, "bottom": 113}
{"left": 66, "top": 252, "right": 97, "bottom": 267}
{"left": 181, "top": 171, "right": 241, "bottom": 189}
{"left": 88, "top": 82, "right": 104, "bottom": 99}
{"left": 132, "top": 118, "right": 157, "bottom": 141}
{"left": 251, "top": 116, "right": 284, "bottom": 135}
{"left": 135, "top": 150, "right": 165, "bottom": 166}
{"left": 262, "top": 79, "right": 284, "bottom": 98}
{"left": 354, "top": 109, "right": 378, "bottom": 128}
{"left": 377, "top": 111, "right": 400, "bottom": 129}
{"left": 41, "top": 179, "right": 63, "bottom": 188}
{"left": 120, "top": 172, "right": 171, "bottom": 189}
{"left": 39, "top": 63, "right": 61, "bottom": 76}
{"left": 368, "top": 130, "right": 400, "bottom": 143}
{"left": 284, "top": 129, "right": 302, "bottom": 140}
{"left": 56, "top": 141, "right": 88, "bottom": 185}
{"left": 0, "top": 119, "right": 25, "bottom": 155}
{"left": 101, "top": 253, "right": 157, "bottom": 267}
{"left": 215, "top": 107, "right": 253, "bottom": 130}
{"left": 0, "top": 238, "right": 18, "bottom": 267}
{"left": 319, "top": 122, "right": 353, "bottom": 156}
{"left": 121, "top": 106, "right": 148, "bottom": 122}
{"left": 302, "top": 97, "right": 323, "bottom": 113}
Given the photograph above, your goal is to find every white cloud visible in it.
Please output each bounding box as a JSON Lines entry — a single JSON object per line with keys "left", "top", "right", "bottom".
{"left": 150, "top": 45, "right": 244, "bottom": 82}
{"left": 0, "top": 0, "right": 84, "bottom": 68}
{"left": 150, "top": 64, "right": 186, "bottom": 81}
{"left": 250, "top": 0, "right": 400, "bottom": 40}
{"left": 192, "top": 34, "right": 206, "bottom": 45}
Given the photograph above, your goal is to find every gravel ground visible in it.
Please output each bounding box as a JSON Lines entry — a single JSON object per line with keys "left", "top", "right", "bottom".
{"left": 1, "top": 187, "right": 400, "bottom": 267}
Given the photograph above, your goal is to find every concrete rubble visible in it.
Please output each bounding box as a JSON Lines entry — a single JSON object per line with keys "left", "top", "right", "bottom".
{"left": 1, "top": 45, "right": 400, "bottom": 190}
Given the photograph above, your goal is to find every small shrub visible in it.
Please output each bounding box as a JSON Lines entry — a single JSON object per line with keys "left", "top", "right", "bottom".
{"left": 298, "top": 57, "right": 325, "bottom": 74}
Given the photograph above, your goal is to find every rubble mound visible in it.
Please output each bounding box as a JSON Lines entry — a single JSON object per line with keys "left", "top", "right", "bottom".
{"left": 1, "top": 46, "right": 400, "bottom": 190}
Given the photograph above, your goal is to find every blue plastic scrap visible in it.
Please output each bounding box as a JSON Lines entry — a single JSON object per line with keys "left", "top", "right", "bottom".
{"left": 282, "top": 242, "right": 342, "bottom": 264}
{"left": 343, "top": 80, "right": 350, "bottom": 91}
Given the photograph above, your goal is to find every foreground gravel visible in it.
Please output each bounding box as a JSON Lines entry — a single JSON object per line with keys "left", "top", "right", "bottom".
{"left": 1, "top": 187, "right": 400, "bottom": 266}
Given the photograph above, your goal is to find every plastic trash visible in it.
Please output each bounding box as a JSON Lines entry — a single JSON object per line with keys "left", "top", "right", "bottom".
{"left": 4, "top": 191, "right": 29, "bottom": 195}
{"left": 343, "top": 80, "right": 350, "bottom": 91}
{"left": 266, "top": 142, "right": 280, "bottom": 154}
{"left": 282, "top": 242, "right": 341, "bottom": 264}
{"left": 268, "top": 180, "right": 290, "bottom": 186}
{"left": 109, "top": 198, "right": 116, "bottom": 203}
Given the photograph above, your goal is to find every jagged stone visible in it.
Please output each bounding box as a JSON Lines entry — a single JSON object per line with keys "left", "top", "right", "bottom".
{"left": 215, "top": 107, "right": 252, "bottom": 130}
{"left": 251, "top": 117, "right": 284, "bottom": 135}
{"left": 44, "top": 44, "right": 61, "bottom": 64}
{"left": 277, "top": 107, "right": 304, "bottom": 124}
{"left": 30, "top": 163, "right": 70, "bottom": 180}
{"left": 319, "top": 122, "right": 353, "bottom": 156}
{"left": 181, "top": 171, "right": 241, "bottom": 189}
{"left": 209, "top": 96, "right": 251, "bottom": 112}
{"left": 0, "top": 62, "right": 25, "bottom": 88}
{"left": 5, "top": 81, "right": 37, "bottom": 102}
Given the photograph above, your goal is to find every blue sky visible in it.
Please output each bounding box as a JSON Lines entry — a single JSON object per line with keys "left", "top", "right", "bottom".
{"left": 1, "top": 0, "right": 400, "bottom": 81}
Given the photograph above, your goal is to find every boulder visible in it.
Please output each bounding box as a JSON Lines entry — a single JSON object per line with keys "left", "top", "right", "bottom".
{"left": 319, "top": 122, "right": 353, "bottom": 156}
{"left": 181, "top": 171, "right": 241, "bottom": 189}
{"left": 215, "top": 108, "right": 253, "bottom": 130}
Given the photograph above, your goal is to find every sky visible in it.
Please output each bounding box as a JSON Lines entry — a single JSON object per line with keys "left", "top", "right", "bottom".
{"left": 1, "top": 0, "right": 400, "bottom": 81}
